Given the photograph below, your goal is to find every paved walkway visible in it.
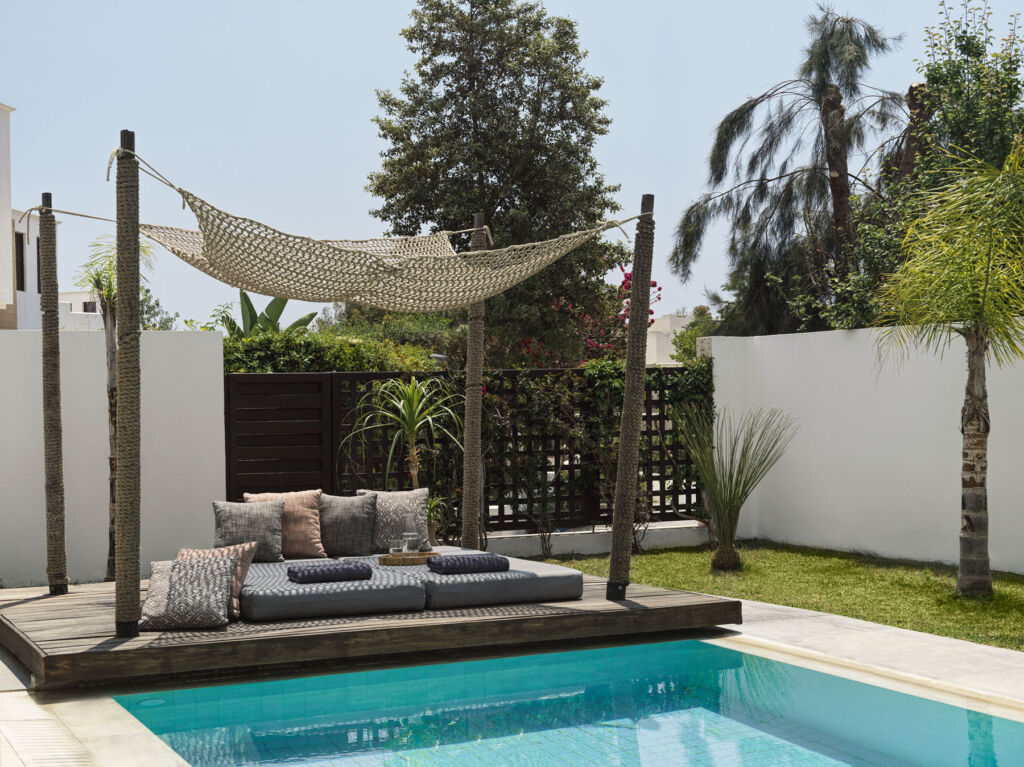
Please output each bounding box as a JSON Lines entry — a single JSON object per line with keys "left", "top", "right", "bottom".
{"left": 2, "top": 596, "right": 1024, "bottom": 764}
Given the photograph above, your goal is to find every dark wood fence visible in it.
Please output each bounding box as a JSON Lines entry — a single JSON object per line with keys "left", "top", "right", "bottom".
{"left": 225, "top": 369, "right": 702, "bottom": 533}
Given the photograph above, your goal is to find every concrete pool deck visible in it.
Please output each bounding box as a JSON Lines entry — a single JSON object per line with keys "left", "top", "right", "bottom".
{"left": 2, "top": 598, "right": 1024, "bottom": 764}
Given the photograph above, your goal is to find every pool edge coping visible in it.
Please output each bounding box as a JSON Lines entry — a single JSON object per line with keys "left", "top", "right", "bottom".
{"left": 708, "top": 633, "right": 1024, "bottom": 724}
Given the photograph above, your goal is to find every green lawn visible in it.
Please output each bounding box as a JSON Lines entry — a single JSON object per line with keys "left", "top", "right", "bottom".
{"left": 547, "top": 540, "right": 1024, "bottom": 652}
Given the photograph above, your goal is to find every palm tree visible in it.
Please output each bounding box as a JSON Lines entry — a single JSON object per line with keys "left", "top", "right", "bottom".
{"left": 74, "top": 235, "right": 153, "bottom": 581}
{"left": 672, "top": 403, "right": 798, "bottom": 571}
{"left": 877, "top": 140, "right": 1024, "bottom": 598}
{"left": 672, "top": 5, "right": 903, "bottom": 333}
{"left": 217, "top": 289, "right": 317, "bottom": 337}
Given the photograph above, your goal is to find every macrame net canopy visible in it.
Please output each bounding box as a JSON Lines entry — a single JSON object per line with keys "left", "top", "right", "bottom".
{"left": 139, "top": 189, "right": 621, "bottom": 312}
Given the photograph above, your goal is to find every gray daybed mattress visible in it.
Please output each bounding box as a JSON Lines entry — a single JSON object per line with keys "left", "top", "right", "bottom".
{"left": 238, "top": 549, "right": 584, "bottom": 621}
{"left": 239, "top": 560, "right": 426, "bottom": 622}
{"left": 417, "top": 547, "right": 584, "bottom": 609}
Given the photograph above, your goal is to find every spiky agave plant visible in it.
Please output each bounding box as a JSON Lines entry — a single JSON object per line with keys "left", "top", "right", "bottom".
{"left": 672, "top": 403, "right": 798, "bottom": 570}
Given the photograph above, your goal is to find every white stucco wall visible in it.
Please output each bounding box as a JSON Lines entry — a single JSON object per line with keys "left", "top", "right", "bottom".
{"left": 0, "top": 103, "right": 13, "bottom": 307}
{"left": 711, "top": 328, "right": 1024, "bottom": 574}
{"left": 0, "top": 330, "right": 225, "bottom": 587}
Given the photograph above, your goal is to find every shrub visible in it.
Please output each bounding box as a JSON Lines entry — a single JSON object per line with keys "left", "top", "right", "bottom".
{"left": 223, "top": 332, "right": 435, "bottom": 373}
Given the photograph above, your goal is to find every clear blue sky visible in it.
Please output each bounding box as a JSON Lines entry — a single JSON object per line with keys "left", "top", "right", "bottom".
{"left": 0, "top": 0, "right": 1001, "bottom": 325}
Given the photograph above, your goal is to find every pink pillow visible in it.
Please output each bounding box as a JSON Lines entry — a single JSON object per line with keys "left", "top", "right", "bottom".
{"left": 243, "top": 489, "right": 327, "bottom": 559}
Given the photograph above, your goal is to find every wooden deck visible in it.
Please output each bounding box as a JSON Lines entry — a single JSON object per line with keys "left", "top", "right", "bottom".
{"left": 0, "top": 576, "right": 741, "bottom": 690}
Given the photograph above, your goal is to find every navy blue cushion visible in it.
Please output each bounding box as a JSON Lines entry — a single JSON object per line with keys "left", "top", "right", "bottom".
{"left": 426, "top": 553, "right": 510, "bottom": 575}
{"left": 287, "top": 561, "right": 372, "bottom": 583}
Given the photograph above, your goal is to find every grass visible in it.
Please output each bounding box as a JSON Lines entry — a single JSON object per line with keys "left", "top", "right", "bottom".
{"left": 547, "top": 539, "right": 1024, "bottom": 652}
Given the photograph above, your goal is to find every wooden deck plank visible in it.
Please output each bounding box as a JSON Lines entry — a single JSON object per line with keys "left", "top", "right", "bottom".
{"left": 0, "top": 577, "right": 740, "bottom": 690}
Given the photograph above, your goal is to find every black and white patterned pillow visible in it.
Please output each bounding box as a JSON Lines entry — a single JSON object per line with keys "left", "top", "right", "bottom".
{"left": 213, "top": 500, "right": 284, "bottom": 562}
{"left": 319, "top": 493, "right": 376, "bottom": 556}
{"left": 139, "top": 556, "right": 237, "bottom": 631}
{"left": 358, "top": 488, "right": 431, "bottom": 553}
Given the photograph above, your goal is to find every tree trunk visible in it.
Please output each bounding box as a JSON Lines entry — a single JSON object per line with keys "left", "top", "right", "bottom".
{"left": 821, "top": 85, "right": 854, "bottom": 261}
{"left": 896, "top": 83, "right": 933, "bottom": 182}
{"left": 958, "top": 325, "right": 992, "bottom": 597}
{"left": 103, "top": 303, "right": 117, "bottom": 582}
{"left": 607, "top": 194, "right": 655, "bottom": 600}
{"left": 39, "top": 195, "right": 69, "bottom": 595}
{"left": 408, "top": 440, "right": 420, "bottom": 490}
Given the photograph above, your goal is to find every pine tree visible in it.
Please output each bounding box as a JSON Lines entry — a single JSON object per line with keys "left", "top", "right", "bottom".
{"left": 367, "top": 0, "right": 625, "bottom": 366}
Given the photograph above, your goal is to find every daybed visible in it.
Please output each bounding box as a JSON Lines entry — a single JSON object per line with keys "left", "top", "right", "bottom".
{"left": 238, "top": 546, "right": 583, "bottom": 622}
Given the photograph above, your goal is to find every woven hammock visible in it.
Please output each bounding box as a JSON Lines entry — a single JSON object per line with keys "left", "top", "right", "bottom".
{"left": 140, "top": 189, "right": 621, "bottom": 312}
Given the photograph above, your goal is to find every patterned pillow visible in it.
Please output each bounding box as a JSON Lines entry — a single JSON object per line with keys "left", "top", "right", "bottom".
{"left": 177, "top": 542, "right": 258, "bottom": 620}
{"left": 243, "top": 489, "right": 327, "bottom": 559}
{"left": 213, "top": 500, "right": 284, "bottom": 562}
{"left": 319, "top": 493, "right": 377, "bottom": 557}
{"left": 358, "top": 488, "right": 431, "bottom": 553}
{"left": 139, "top": 556, "right": 237, "bottom": 631}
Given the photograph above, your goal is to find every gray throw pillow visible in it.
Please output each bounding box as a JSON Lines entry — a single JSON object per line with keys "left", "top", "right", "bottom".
{"left": 358, "top": 488, "right": 431, "bottom": 553}
{"left": 319, "top": 493, "right": 377, "bottom": 557}
{"left": 213, "top": 500, "right": 284, "bottom": 562}
{"left": 139, "top": 556, "right": 237, "bottom": 631}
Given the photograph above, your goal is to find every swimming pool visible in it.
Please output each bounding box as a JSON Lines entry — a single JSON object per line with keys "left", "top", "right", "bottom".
{"left": 117, "top": 639, "right": 1024, "bottom": 766}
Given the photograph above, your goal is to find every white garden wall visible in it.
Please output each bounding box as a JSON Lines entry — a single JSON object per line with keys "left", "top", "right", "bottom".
{"left": 711, "top": 328, "right": 1024, "bottom": 574}
{"left": 0, "top": 330, "right": 224, "bottom": 587}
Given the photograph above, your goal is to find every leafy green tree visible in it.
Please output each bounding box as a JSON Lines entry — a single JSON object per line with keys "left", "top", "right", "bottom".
{"left": 919, "top": 1, "right": 1024, "bottom": 168}
{"left": 317, "top": 303, "right": 464, "bottom": 362}
{"left": 877, "top": 140, "right": 1024, "bottom": 598}
{"left": 217, "top": 289, "right": 317, "bottom": 338}
{"left": 140, "top": 287, "right": 179, "bottom": 330}
{"left": 672, "top": 5, "right": 902, "bottom": 335}
{"left": 367, "top": 0, "right": 626, "bottom": 366}
{"left": 670, "top": 306, "right": 719, "bottom": 362}
{"left": 789, "top": 2, "right": 1024, "bottom": 332}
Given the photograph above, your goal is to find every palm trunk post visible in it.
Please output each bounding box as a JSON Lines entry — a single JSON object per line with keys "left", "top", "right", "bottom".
{"left": 39, "top": 192, "right": 69, "bottom": 596}
{"left": 607, "top": 194, "right": 655, "bottom": 601}
{"left": 959, "top": 324, "right": 992, "bottom": 597}
{"left": 460, "top": 212, "right": 487, "bottom": 550}
{"left": 115, "top": 130, "right": 142, "bottom": 637}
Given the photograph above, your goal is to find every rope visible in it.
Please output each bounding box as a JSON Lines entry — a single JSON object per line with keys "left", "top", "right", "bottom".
{"left": 608, "top": 206, "right": 656, "bottom": 596}
{"left": 18, "top": 204, "right": 117, "bottom": 225}
{"left": 114, "top": 147, "right": 142, "bottom": 630}
{"left": 39, "top": 206, "right": 69, "bottom": 590}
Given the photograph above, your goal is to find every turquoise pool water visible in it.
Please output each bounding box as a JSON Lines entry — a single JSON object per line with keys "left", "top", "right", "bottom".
{"left": 116, "top": 640, "right": 1024, "bottom": 766}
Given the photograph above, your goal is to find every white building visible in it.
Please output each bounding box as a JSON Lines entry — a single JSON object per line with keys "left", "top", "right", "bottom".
{"left": 646, "top": 312, "right": 693, "bottom": 365}
{"left": 1, "top": 101, "right": 102, "bottom": 331}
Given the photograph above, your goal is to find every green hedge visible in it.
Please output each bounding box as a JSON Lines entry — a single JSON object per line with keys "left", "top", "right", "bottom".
{"left": 223, "top": 333, "right": 435, "bottom": 373}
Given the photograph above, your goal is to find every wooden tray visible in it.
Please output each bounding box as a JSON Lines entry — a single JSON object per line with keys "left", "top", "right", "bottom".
{"left": 378, "top": 551, "right": 440, "bottom": 566}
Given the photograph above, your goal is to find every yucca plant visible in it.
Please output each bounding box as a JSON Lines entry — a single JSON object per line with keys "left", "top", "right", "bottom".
{"left": 342, "top": 377, "right": 463, "bottom": 541}
{"left": 672, "top": 403, "right": 798, "bottom": 571}
{"left": 344, "top": 377, "right": 464, "bottom": 490}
